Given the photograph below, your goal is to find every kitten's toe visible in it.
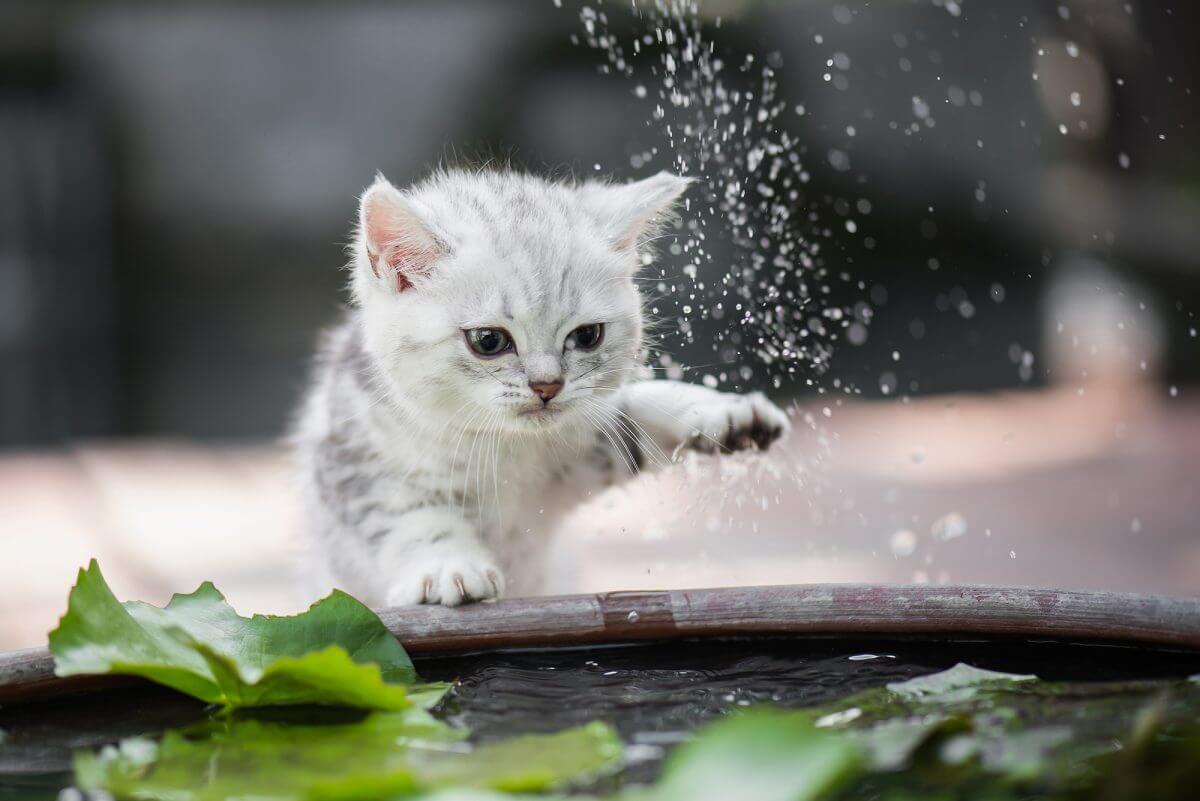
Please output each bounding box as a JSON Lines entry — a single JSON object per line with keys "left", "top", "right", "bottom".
{"left": 743, "top": 393, "right": 790, "bottom": 450}
{"left": 384, "top": 543, "right": 504, "bottom": 607}
{"left": 434, "top": 559, "right": 503, "bottom": 606}
{"left": 678, "top": 392, "right": 791, "bottom": 456}
{"left": 721, "top": 412, "right": 753, "bottom": 452}
{"left": 384, "top": 575, "right": 434, "bottom": 607}
{"left": 720, "top": 394, "right": 790, "bottom": 453}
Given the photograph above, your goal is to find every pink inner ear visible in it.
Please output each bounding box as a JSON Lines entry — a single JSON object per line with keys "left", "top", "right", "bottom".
{"left": 369, "top": 239, "right": 438, "bottom": 293}
{"left": 363, "top": 188, "right": 440, "bottom": 293}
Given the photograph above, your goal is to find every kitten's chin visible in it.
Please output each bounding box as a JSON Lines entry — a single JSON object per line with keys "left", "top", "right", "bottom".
{"left": 512, "top": 404, "right": 570, "bottom": 431}
{"left": 517, "top": 405, "right": 562, "bottom": 421}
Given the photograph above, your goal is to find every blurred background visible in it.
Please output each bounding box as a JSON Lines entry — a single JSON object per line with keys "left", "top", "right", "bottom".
{"left": 1, "top": 0, "right": 1197, "bottom": 650}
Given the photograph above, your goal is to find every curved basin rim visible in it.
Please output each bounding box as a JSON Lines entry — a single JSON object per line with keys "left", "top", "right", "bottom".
{"left": 1, "top": 583, "right": 1197, "bottom": 704}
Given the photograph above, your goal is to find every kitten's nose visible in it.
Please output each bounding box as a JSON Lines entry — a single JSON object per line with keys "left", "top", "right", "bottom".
{"left": 529, "top": 381, "right": 563, "bottom": 403}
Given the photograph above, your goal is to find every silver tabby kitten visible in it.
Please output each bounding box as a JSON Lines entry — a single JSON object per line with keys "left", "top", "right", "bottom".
{"left": 293, "top": 168, "right": 789, "bottom": 607}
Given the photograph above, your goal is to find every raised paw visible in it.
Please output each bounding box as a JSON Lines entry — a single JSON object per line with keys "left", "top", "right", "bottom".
{"left": 384, "top": 550, "right": 505, "bottom": 608}
{"left": 679, "top": 391, "right": 790, "bottom": 456}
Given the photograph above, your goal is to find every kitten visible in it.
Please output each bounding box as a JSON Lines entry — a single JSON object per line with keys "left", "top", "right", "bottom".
{"left": 293, "top": 168, "right": 789, "bottom": 607}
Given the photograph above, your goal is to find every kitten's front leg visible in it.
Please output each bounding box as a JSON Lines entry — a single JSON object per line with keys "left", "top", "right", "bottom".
{"left": 377, "top": 508, "right": 504, "bottom": 607}
{"left": 615, "top": 380, "right": 790, "bottom": 462}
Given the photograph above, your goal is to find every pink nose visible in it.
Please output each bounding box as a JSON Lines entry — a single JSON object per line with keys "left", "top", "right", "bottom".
{"left": 529, "top": 382, "right": 563, "bottom": 403}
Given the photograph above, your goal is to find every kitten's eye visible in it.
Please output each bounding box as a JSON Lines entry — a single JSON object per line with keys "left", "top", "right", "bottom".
{"left": 567, "top": 323, "right": 605, "bottom": 351}
{"left": 464, "top": 327, "right": 513, "bottom": 357}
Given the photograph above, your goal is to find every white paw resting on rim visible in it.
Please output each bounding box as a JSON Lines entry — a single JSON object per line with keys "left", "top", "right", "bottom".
{"left": 384, "top": 549, "right": 505, "bottom": 607}
{"left": 675, "top": 391, "right": 791, "bottom": 456}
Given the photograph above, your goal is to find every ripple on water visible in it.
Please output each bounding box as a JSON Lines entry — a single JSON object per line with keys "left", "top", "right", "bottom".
{"left": 418, "top": 638, "right": 1200, "bottom": 784}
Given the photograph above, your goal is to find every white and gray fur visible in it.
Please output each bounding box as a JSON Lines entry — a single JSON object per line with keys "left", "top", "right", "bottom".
{"left": 293, "top": 168, "right": 789, "bottom": 607}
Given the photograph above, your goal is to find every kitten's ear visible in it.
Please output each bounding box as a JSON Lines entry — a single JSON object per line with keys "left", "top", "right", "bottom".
{"left": 358, "top": 174, "right": 443, "bottom": 292}
{"left": 586, "top": 171, "right": 693, "bottom": 253}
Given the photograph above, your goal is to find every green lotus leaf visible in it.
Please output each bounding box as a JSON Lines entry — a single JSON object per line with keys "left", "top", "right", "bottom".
{"left": 76, "top": 713, "right": 621, "bottom": 801}
{"left": 631, "top": 708, "right": 862, "bottom": 801}
{"left": 49, "top": 560, "right": 442, "bottom": 710}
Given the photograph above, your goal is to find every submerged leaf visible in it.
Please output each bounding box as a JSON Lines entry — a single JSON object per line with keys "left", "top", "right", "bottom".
{"left": 827, "top": 714, "right": 968, "bottom": 771}
{"left": 632, "top": 708, "right": 862, "bottom": 801}
{"left": 797, "top": 662, "right": 1200, "bottom": 794}
{"left": 414, "top": 793, "right": 553, "bottom": 801}
{"left": 886, "top": 663, "right": 1036, "bottom": 702}
{"left": 1075, "top": 720, "right": 1200, "bottom": 801}
{"left": 50, "top": 560, "right": 434, "bottom": 710}
{"left": 76, "top": 712, "right": 621, "bottom": 801}
{"left": 419, "top": 724, "right": 623, "bottom": 793}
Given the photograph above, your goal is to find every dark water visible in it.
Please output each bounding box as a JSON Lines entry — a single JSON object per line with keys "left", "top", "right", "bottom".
{"left": 418, "top": 638, "right": 1200, "bottom": 784}
{"left": 3, "top": 637, "right": 1199, "bottom": 797}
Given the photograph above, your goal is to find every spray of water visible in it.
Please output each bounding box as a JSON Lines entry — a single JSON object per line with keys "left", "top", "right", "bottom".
{"left": 557, "top": 0, "right": 868, "bottom": 548}
{"left": 572, "top": 1, "right": 862, "bottom": 396}
{"left": 556, "top": 0, "right": 1200, "bottom": 591}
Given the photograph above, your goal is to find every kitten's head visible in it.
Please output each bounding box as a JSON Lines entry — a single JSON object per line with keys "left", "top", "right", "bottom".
{"left": 350, "top": 168, "right": 690, "bottom": 434}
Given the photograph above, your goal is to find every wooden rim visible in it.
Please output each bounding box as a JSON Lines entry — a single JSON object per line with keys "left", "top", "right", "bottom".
{"left": 2, "top": 584, "right": 1198, "bottom": 705}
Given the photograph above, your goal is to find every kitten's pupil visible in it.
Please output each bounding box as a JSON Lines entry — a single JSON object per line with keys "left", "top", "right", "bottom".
{"left": 478, "top": 330, "right": 502, "bottom": 351}
{"left": 466, "top": 328, "right": 511, "bottom": 357}
{"left": 569, "top": 323, "right": 604, "bottom": 351}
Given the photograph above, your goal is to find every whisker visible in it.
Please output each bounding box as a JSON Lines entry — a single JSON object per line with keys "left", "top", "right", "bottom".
{"left": 583, "top": 397, "right": 671, "bottom": 470}
{"left": 624, "top": 392, "right": 730, "bottom": 453}
{"left": 574, "top": 353, "right": 622, "bottom": 382}
{"left": 577, "top": 403, "right": 636, "bottom": 475}
{"left": 488, "top": 412, "right": 504, "bottom": 529}
{"left": 398, "top": 396, "right": 478, "bottom": 484}
{"left": 453, "top": 405, "right": 491, "bottom": 519}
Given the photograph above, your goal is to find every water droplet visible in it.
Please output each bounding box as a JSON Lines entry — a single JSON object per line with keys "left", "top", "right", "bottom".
{"left": 815, "top": 707, "right": 862, "bottom": 727}
{"left": 828, "top": 149, "right": 851, "bottom": 171}
{"left": 932, "top": 513, "right": 968, "bottom": 542}
{"left": 889, "top": 529, "right": 918, "bottom": 557}
{"left": 627, "top": 610, "right": 641, "bottom": 623}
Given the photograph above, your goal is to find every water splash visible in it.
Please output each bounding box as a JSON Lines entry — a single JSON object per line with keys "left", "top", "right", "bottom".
{"left": 559, "top": 1, "right": 873, "bottom": 545}
{"left": 569, "top": 1, "right": 864, "bottom": 395}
